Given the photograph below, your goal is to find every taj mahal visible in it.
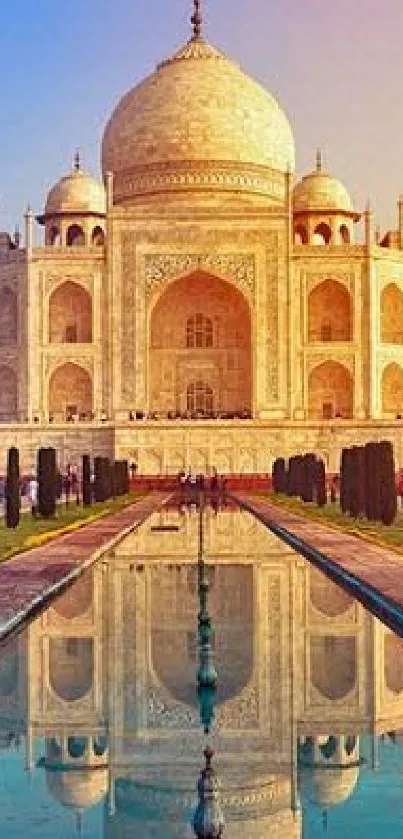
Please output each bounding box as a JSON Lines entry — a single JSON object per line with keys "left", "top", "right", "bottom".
{"left": 1, "top": 1, "right": 403, "bottom": 474}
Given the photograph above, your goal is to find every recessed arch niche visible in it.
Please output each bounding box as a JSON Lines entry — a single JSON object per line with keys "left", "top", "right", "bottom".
{"left": 149, "top": 271, "right": 252, "bottom": 417}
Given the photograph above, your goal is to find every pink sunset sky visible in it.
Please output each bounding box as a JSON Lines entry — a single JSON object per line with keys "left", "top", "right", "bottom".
{"left": 0, "top": 0, "right": 402, "bottom": 233}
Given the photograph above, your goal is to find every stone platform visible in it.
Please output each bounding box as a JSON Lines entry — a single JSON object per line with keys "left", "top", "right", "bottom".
{"left": 236, "top": 493, "right": 403, "bottom": 636}
{"left": 0, "top": 492, "right": 167, "bottom": 643}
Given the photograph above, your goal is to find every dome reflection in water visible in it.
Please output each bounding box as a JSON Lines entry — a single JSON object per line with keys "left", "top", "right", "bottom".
{"left": 1, "top": 502, "right": 403, "bottom": 837}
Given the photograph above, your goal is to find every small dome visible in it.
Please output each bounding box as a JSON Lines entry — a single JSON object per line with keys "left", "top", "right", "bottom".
{"left": 293, "top": 155, "right": 355, "bottom": 215}
{"left": 44, "top": 158, "right": 106, "bottom": 217}
{"left": 102, "top": 36, "right": 295, "bottom": 204}
{"left": 299, "top": 765, "right": 359, "bottom": 808}
{"left": 46, "top": 768, "right": 108, "bottom": 810}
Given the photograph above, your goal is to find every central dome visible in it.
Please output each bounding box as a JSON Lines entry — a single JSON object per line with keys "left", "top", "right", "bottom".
{"left": 101, "top": 36, "right": 295, "bottom": 204}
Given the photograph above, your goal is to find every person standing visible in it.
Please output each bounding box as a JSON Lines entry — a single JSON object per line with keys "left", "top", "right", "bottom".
{"left": 27, "top": 476, "right": 38, "bottom": 518}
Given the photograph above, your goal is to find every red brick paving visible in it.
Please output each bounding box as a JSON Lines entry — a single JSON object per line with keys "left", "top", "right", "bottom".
{"left": 0, "top": 493, "right": 168, "bottom": 640}
{"left": 236, "top": 494, "right": 403, "bottom": 616}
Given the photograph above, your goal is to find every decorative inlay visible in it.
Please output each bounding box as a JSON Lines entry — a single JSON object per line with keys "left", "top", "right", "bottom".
{"left": 266, "top": 233, "right": 279, "bottom": 401}
{"left": 119, "top": 162, "right": 286, "bottom": 202}
{"left": 144, "top": 253, "right": 256, "bottom": 300}
{"left": 121, "top": 233, "right": 136, "bottom": 401}
{"left": 44, "top": 273, "right": 94, "bottom": 297}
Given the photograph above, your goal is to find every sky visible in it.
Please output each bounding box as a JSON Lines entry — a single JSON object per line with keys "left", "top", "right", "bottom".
{"left": 1, "top": 0, "right": 403, "bottom": 234}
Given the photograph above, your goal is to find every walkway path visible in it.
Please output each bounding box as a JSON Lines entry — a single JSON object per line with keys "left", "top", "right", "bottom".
{"left": 235, "top": 493, "right": 403, "bottom": 636}
{"left": 0, "top": 493, "right": 167, "bottom": 642}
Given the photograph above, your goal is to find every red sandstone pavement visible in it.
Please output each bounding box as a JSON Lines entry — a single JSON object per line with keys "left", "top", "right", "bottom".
{"left": 236, "top": 493, "right": 403, "bottom": 614}
{"left": 0, "top": 492, "right": 168, "bottom": 640}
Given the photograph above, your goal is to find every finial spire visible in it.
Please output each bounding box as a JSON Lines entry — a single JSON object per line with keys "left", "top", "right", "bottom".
{"left": 191, "top": 0, "right": 202, "bottom": 40}
{"left": 316, "top": 148, "right": 323, "bottom": 172}
{"left": 74, "top": 149, "right": 81, "bottom": 172}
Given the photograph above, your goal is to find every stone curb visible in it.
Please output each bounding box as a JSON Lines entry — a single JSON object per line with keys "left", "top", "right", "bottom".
{"left": 232, "top": 492, "right": 403, "bottom": 638}
{"left": 0, "top": 492, "right": 171, "bottom": 644}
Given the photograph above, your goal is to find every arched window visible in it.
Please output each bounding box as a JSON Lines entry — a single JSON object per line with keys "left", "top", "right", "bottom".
{"left": 186, "top": 313, "right": 213, "bottom": 348}
{"left": 66, "top": 224, "right": 85, "bottom": 247}
{"left": 92, "top": 226, "right": 105, "bottom": 246}
{"left": 313, "top": 222, "right": 332, "bottom": 245}
{"left": 187, "top": 381, "right": 213, "bottom": 415}
{"left": 308, "top": 279, "right": 351, "bottom": 342}
{"left": 381, "top": 284, "right": 403, "bottom": 344}
{"left": 49, "top": 281, "right": 92, "bottom": 344}
{"left": 340, "top": 224, "right": 350, "bottom": 244}
{"left": 294, "top": 224, "right": 308, "bottom": 245}
{"left": 49, "top": 226, "right": 61, "bottom": 246}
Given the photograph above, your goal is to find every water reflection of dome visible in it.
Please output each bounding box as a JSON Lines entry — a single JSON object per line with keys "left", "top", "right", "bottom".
{"left": 299, "top": 764, "right": 359, "bottom": 808}
{"left": 298, "top": 735, "right": 360, "bottom": 809}
{"left": 42, "top": 735, "right": 109, "bottom": 812}
{"left": 46, "top": 767, "right": 108, "bottom": 810}
{"left": 105, "top": 765, "right": 301, "bottom": 839}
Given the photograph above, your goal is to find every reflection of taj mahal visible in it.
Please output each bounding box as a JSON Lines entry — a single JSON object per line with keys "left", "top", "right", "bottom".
{"left": 3, "top": 507, "right": 403, "bottom": 836}
{"left": 2, "top": 4, "right": 403, "bottom": 472}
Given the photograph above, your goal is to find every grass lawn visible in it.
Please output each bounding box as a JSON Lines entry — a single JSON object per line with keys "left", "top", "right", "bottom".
{"left": 0, "top": 492, "right": 145, "bottom": 563}
{"left": 252, "top": 491, "right": 403, "bottom": 556}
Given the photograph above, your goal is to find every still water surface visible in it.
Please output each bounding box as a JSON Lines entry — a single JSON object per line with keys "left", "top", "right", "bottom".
{"left": 0, "top": 502, "right": 402, "bottom": 837}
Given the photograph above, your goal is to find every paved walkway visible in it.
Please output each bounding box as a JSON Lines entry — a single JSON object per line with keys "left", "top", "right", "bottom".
{"left": 0, "top": 493, "right": 167, "bottom": 642}
{"left": 235, "top": 493, "right": 403, "bottom": 636}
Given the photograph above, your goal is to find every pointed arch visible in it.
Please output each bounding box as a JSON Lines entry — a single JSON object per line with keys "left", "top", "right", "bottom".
{"left": 49, "top": 281, "right": 92, "bottom": 343}
{"left": 0, "top": 288, "right": 17, "bottom": 345}
{"left": 382, "top": 362, "right": 403, "bottom": 416}
{"left": 0, "top": 366, "right": 17, "bottom": 421}
{"left": 381, "top": 283, "right": 403, "bottom": 344}
{"left": 313, "top": 222, "right": 332, "bottom": 245}
{"left": 49, "top": 363, "right": 92, "bottom": 421}
{"left": 66, "top": 224, "right": 85, "bottom": 246}
{"left": 49, "top": 638, "right": 93, "bottom": 700}
{"left": 311, "top": 636, "right": 356, "bottom": 699}
{"left": 149, "top": 270, "right": 251, "bottom": 417}
{"left": 308, "top": 279, "right": 351, "bottom": 342}
{"left": 294, "top": 223, "right": 308, "bottom": 245}
{"left": 308, "top": 361, "right": 353, "bottom": 419}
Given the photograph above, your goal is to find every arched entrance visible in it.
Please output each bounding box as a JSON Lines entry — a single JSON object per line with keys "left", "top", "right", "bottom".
{"left": 308, "top": 279, "right": 351, "bottom": 342}
{"left": 149, "top": 271, "right": 252, "bottom": 417}
{"left": 49, "top": 363, "right": 93, "bottom": 421}
{"left": 382, "top": 362, "right": 403, "bottom": 416}
{"left": 381, "top": 284, "right": 403, "bottom": 344}
{"left": 308, "top": 361, "right": 353, "bottom": 419}
{"left": 49, "top": 281, "right": 92, "bottom": 343}
{"left": 0, "top": 366, "right": 18, "bottom": 421}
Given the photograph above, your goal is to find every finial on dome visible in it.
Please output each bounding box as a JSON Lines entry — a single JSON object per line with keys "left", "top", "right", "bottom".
{"left": 191, "top": 0, "right": 202, "bottom": 40}
{"left": 74, "top": 149, "right": 81, "bottom": 172}
{"left": 316, "top": 149, "right": 323, "bottom": 172}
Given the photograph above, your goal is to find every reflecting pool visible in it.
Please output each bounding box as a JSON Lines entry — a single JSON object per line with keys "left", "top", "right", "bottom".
{"left": 0, "top": 501, "right": 403, "bottom": 837}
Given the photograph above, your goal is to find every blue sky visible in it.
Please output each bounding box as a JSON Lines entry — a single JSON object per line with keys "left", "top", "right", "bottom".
{"left": 1, "top": 0, "right": 403, "bottom": 233}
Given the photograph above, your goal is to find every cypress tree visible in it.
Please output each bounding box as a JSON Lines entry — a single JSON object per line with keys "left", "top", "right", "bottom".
{"left": 123, "top": 460, "right": 129, "bottom": 494}
{"left": 315, "top": 458, "right": 327, "bottom": 507}
{"left": 340, "top": 448, "right": 348, "bottom": 514}
{"left": 356, "top": 446, "right": 366, "bottom": 518}
{"left": 94, "top": 456, "right": 103, "bottom": 502}
{"left": 37, "top": 447, "right": 57, "bottom": 518}
{"left": 82, "top": 454, "right": 92, "bottom": 506}
{"left": 379, "top": 440, "right": 397, "bottom": 525}
{"left": 364, "top": 443, "right": 375, "bottom": 520}
{"left": 6, "top": 447, "right": 20, "bottom": 528}
{"left": 272, "top": 458, "right": 279, "bottom": 493}
{"left": 349, "top": 447, "right": 361, "bottom": 518}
